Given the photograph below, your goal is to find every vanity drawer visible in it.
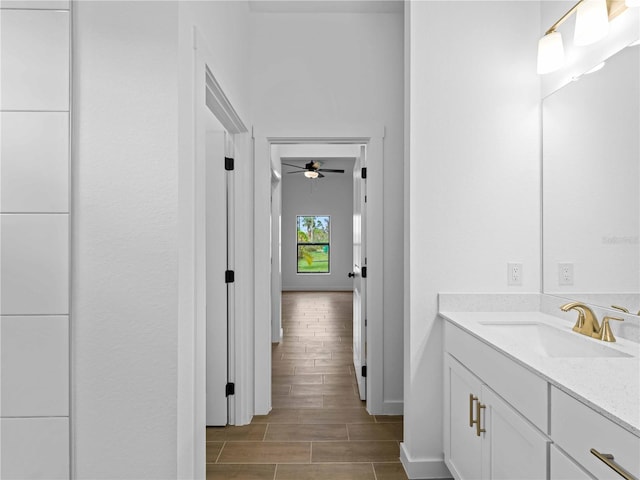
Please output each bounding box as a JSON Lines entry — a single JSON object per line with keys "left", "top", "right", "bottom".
{"left": 551, "top": 387, "right": 640, "bottom": 480}
{"left": 550, "top": 444, "right": 593, "bottom": 480}
{"left": 444, "top": 321, "right": 548, "bottom": 433}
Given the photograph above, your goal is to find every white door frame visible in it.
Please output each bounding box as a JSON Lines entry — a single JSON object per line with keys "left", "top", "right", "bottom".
{"left": 253, "top": 127, "right": 385, "bottom": 415}
{"left": 177, "top": 27, "right": 251, "bottom": 480}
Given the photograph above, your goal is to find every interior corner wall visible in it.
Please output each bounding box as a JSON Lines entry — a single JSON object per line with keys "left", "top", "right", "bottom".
{"left": 281, "top": 163, "right": 354, "bottom": 291}
{"left": 73, "top": 2, "right": 179, "bottom": 478}
{"left": 404, "top": 1, "right": 541, "bottom": 476}
{"left": 249, "top": 10, "right": 405, "bottom": 408}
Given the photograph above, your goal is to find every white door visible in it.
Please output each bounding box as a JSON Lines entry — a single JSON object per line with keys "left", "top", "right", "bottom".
{"left": 352, "top": 145, "right": 367, "bottom": 400}
{"left": 481, "top": 386, "right": 549, "bottom": 480}
{"left": 206, "top": 130, "right": 229, "bottom": 426}
{"left": 446, "top": 357, "right": 483, "bottom": 480}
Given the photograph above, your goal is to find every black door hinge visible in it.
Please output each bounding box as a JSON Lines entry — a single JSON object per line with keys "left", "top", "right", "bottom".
{"left": 225, "top": 382, "right": 235, "bottom": 396}
{"left": 361, "top": 366, "right": 367, "bottom": 378}
{"left": 361, "top": 167, "right": 367, "bottom": 179}
{"left": 361, "top": 266, "right": 367, "bottom": 278}
{"left": 225, "top": 157, "right": 234, "bottom": 171}
{"left": 225, "top": 270, "right": 235, "bottom": 283}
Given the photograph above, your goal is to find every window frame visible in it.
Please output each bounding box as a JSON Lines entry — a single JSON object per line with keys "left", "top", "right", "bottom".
{"left": 296, "top": 215, "right": 331, "bottom": 275}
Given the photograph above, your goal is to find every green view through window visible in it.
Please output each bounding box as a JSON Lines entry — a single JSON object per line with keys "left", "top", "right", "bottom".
{"left": 297, "top": 215, "right": 330, "bottom": 274}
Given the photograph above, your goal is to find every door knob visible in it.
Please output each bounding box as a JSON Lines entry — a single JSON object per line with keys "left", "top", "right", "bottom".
{"left": 348, "top": 272, "right": 355, "bottom": 278}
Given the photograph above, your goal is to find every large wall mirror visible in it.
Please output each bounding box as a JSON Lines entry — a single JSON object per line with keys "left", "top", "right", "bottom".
{"left": 543, "top": 44, "right": 640, "bottom": 314}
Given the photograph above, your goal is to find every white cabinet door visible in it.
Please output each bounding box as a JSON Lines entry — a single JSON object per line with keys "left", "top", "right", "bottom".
{"left": 481, "top": 386, "right": 549, "bottom": 480}
{"left": 550, "top": 445, "right": 595, "bottom": 480}
{"left": 446, "top": 357, "right": 483, "bottom": 480}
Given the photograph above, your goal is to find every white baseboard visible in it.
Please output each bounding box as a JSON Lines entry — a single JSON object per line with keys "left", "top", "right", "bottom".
{"left": 383, "top": 400, "right": 404, "bottom": 415}
{"left": 281, "top": 286, "right": 353, "bottom": 292}
{"left": 400, "top": 443, "right": 452, "bottom": 480}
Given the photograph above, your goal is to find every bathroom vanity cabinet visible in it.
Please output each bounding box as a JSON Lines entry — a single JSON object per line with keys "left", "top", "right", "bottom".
{"left": 444, "top": 323, "right": 548, "bottom": 480}
{"left": 443, "top": 317, "right": 640, "bottom": 480}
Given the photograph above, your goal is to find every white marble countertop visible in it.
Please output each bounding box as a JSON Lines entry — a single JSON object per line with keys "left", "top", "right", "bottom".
{"left": 440, "top": 310, "right": 640, "bottom": 437}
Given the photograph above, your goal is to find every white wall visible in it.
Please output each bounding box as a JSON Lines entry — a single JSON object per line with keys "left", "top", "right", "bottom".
{"left": 73, "top": 2, "right": 179, "bottom": 478}
{"left": 1, "top": 2, "right": 71, "bottom": 478}
{"left": 404, "top": 2, "right": 541, "bottom": 477}
{"left": 74, "top": 1, "right": 253, "bottom": 478}
{"left": 281, "top": 159, "right": 354, "bottom": 291}
{"left": 250, "top": 9, "right": 405, "bottom": 411}
{"left": 178, "top": 1, "right": 252, "bottom": 124}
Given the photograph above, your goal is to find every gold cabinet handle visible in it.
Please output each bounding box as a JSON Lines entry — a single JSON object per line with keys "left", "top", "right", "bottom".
{"left": 469, "top": 394, "right": 478, "bottom": 428}
{"left": 476, "top": 401, "right": 486, "bottom": 437}
{"left": 590, "top": 448, "right": 638, "bottom": 480}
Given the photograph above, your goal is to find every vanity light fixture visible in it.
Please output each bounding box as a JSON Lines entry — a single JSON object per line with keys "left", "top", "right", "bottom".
{"left": 574, "top": 0, "right": 609, "bottom": 46}
{"left": 537, "top": 31, "right": 565, "bottom": 74}
{"left": 304, "top": 170, "right": 319, "bottom": 179}
{"left": 537, "top": 0, "right": 629, "bottom": 74}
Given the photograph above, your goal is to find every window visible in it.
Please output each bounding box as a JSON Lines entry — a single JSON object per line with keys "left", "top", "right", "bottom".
{"left": 297, "top": 215, "right": 330, "bottom": 274}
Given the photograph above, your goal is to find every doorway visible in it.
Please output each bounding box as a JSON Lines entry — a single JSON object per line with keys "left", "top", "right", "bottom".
{"left": 273, "top": 144, "right": 366, "bottom": 401}
{"left": 255, "top": 134, "right": 384, "bottom": 415}
{"left": 177, "top": 27, "right": 252, "bottom": 479}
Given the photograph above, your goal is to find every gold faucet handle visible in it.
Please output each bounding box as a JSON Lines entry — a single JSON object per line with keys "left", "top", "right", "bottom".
{"left": 611, "top": 305, "right": 630, "bottom": 313}
{"left": 599, "top": 316, "right": 624, "bottom": 342}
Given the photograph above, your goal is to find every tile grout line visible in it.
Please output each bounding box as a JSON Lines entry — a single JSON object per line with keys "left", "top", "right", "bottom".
{"left": 214, "top": 441, "right": 225, "bottom": 463}
{"left": 371, "top": 462, "right": 379, "bottom": 480}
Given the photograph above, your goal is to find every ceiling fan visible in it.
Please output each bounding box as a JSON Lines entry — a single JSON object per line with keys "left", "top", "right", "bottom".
{"left": 282, "top": 161, "right": 345, "bottom": 179}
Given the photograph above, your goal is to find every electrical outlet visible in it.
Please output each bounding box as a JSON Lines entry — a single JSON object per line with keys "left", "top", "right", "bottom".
{"left": 558, "top": 263, "right": 574, "bottom": 286}
{"left": 508, "top": 262, "right": 523, "bottom": 286}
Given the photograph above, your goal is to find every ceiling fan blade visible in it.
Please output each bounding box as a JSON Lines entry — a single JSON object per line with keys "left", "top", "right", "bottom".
{"left": 286, "top": 170, "right": 307, "bottom": 174}
{"left": 317, "top": 172, "right": 325, "bottom": 178}
{"left": 317, "top": 168, "right": 345, "bottom": 173}
{"left": 282, "top": 162, "right": 306, "bottom": 170}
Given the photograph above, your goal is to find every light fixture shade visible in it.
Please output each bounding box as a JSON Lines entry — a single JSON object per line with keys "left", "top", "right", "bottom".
{"left": 626, "top": 0, "right": 640, "bottom": 7}
{"left": 537, "top": 32, "right": 565, "bottom": 74}
{"left": 574, "top": 0, "right": 609, "bottom": 46}
{"left": 304, "top": 171, "right": 319, "bottom": 179}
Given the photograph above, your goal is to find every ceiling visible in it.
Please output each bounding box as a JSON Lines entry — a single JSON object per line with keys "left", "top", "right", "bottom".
{"left": 248, "top": 0, "right": 403, "bottom": 14}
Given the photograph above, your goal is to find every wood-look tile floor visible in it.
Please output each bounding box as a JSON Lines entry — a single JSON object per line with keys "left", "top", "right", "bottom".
{"left": 206, "top": 291, "right": 408, "bottom": 480}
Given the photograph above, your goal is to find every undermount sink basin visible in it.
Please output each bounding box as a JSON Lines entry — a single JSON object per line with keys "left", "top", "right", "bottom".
{"left": 479, "top": 322, "right": 633, "bottom": 358}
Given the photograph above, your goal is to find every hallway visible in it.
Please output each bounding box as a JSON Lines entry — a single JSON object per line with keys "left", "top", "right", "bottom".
{"left": 206, "top": 291, "right": 407, "bottom": 479}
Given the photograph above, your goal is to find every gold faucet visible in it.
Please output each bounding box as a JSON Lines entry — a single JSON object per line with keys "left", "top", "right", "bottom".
{"left": 560, "top": 302, "right": 600, "bottom": 338}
